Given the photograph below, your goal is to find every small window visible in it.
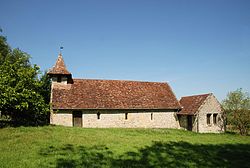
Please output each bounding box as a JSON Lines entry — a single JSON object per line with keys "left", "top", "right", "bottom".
{"left": 207, "top": 114, "right": 211, "bottom": 125}
{"left": 213, "top": 114, "right": 218, "bottom": 124}
{"left": 57, "top": 76, "right": 62, "bottom": 83}
{"left": 97, "top": 112, "right": 101, "bottom": 120}
{"left": 151, "top": 113, "right": 153, "bottom": 120}
{"left": 125, "top": 113, "right": 128, "bottom": 120}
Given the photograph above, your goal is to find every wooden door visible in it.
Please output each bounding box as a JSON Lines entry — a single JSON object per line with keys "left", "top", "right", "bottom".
{"left": 187, "top": 115, "right": 192, "bottom": 131}
{"left": 73, "top": 111, "right": 82, "bottom": 127}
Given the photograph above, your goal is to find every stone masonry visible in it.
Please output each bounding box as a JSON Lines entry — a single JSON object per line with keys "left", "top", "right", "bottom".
{"left": 51, "top": 110, "right": 180, "bottom": 128}
{"left": 196, "top": 94, "right": 224, "bottom": 133}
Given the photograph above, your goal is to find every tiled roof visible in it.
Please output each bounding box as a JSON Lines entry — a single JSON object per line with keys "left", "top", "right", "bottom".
{"left": 48, "top": 54, "right": 71, "bottom": 75}
{"left": 52, "top": 79, "right": 181, "bottom": 110}
{"left": 178, "top": 93, "right": 211, "bottom": 115}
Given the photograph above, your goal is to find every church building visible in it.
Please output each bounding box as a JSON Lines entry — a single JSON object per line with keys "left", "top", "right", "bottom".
{"left": 48, "top": 54, "right": 224, "bottom": 133}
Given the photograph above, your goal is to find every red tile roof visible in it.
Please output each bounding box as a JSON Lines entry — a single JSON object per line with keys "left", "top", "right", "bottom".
{"left": 178, "top": 93, "right": 211, "bottom": 115}
{"left": 48, "top": 54, "right": 71, "bottom": 75}
{"left": 52, "top": 79, "right": 181, "bottom": 110}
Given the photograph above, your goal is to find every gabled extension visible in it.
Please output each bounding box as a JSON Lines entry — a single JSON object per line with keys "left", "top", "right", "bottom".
{"left": 178, "top": 93, "right": 224, "bottom": 133}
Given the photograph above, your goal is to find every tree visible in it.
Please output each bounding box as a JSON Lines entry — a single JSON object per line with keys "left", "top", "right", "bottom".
{"left": 222, "top": 89, "right": 250, "bottom": 135}
{"left": 0, "top": 31, "right": 50, "bottom": 126}
{"left": 0, "top": 31, "right": 11, "bottom": 65}
{"left": 39, "top": 71, "right": 51, "bottom": 104}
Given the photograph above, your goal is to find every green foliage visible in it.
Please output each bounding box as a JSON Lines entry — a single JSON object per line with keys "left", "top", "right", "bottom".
{"left": 0, "top": 31, "right": 50, "bottom": 126}
{"left": 0, "top": 126, "right": 250, "bottom": 168}
{"left": 222, "top": 88, "right": 250, "bottom": 135}
{"left": 0, "top": 35, "right": 11, "bottom": 64}
{"left": 39, "top": 71, "right": 51, "bottom": 104}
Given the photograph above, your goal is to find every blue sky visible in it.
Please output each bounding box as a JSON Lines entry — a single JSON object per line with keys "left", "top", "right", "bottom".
{"left": 1, "top": 0, "right": 250, "bottom": 101}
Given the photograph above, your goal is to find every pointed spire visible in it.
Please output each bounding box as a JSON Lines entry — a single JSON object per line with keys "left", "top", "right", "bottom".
{"left": 48, "top": 53, "right": 71, "bottom": 75}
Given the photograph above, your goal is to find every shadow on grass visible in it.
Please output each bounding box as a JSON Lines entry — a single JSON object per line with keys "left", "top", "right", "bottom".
{"left": 39, "top": 142, "right": 250, "bottom": 168}
{"left": 39, "top": 144, "right": 113, "bottom": 168}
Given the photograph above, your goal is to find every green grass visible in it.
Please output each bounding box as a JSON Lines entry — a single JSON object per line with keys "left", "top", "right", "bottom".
{"left": 0, "top": 126, "right": 250, "bottom": 168}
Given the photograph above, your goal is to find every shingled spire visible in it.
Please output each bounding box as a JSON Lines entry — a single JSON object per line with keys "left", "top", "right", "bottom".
{"left": 48, "top": 53, "right": 71, "bottom": 75}
{"left": 48, "top": 54, "right": 73, "bottom": 84}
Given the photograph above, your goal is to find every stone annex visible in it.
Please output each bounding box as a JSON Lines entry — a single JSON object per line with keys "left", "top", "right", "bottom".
{"left": 48, "top": 54, "right": 224, "bottom": 133}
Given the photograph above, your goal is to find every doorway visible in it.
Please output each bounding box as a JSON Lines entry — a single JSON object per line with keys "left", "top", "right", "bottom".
{"left": 187, "top": 115, "right": 193, "bottom": 131}
{"left": 73, "top": 111, "right": 82, "bottom": 127}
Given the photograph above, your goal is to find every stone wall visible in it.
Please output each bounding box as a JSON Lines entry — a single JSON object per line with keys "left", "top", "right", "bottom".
{"left": 197, "top": 95, "right": 224, "bottom": 133}
{"left": 51, "top": 110, "right": 180, "bottom": 128}
{"left": 51, "top": 110, "right": 73, "bottom": 127}
{"left": 50, "top": 95, "right": 224, "bottom": 132}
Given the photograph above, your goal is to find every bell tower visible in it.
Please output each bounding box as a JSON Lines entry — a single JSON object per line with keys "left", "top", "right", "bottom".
{"left": 47, "top": 53, "right": 73, "bottom": 84}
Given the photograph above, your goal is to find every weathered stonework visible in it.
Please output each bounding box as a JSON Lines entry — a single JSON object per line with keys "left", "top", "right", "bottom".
{"left": 196, "top": 95, "right": 224, "bottom": 133}
{"left": 50, "top": 110, "right": 180, "bottom": 128}
{"left": 83, "top": 111, "right": 179, "bottom": 128}
{"left": 51, "top": 111, "right": 72, "bottom": 127}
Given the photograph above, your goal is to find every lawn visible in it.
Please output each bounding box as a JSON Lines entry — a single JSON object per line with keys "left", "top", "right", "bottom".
{"left": 0, "top": 126, "right": 250, "bottom": 168}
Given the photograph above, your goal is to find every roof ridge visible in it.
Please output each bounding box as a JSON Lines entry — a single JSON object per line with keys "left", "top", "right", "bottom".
{"left": 73, "top": 78, "right": 169, "bottom": 84}
{"left": 180, "top": 93, "right": 212, "bottom": 99}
